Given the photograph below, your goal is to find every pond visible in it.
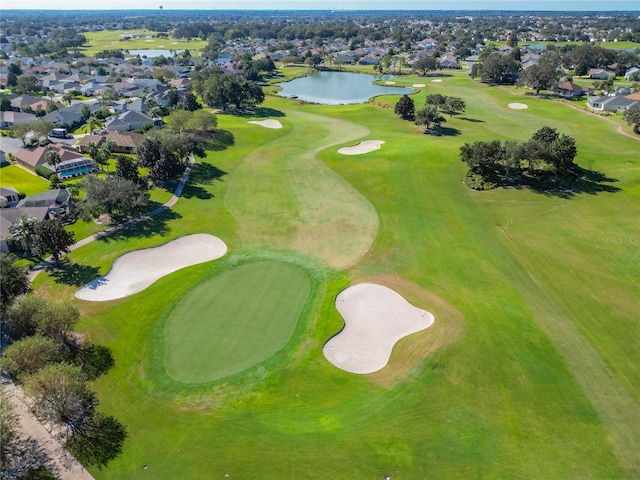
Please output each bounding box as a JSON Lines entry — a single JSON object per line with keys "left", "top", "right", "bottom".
{"left": 277, "top": 71, "right": 412, "bottom": 105}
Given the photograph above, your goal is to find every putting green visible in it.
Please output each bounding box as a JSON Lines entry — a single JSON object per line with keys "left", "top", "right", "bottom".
{"left": 163, "top": 260, "right": 311, "bottom": 384}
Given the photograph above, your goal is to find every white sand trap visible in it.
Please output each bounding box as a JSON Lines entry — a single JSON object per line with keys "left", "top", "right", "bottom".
{"left": 247, "top": 119, "right": 283, "bottom": 129}
{"left": 431, "top": 79, "right": 443, "bottom": 83}
{"left": 508, "top": 103, "right": 528, "bottom": 110}
{"left": 75, "top": 234, "right": 227, "bottom": 302}
{"left": 338, "top": 140, "right": 384, "bottom": 155}
{"left": 412, "top": 83, "right": 426, "bottom": 87}
{"left": 323, "top": 284, "right": 435, "bottom": 374}
{"left": 384, "top": 81, "right": 396, "bottom": 85}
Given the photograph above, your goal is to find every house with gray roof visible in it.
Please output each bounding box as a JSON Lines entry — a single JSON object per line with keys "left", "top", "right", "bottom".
{"left": 104, "top": 110, "right": 155, "bottom": 132}
{"left": 587, "top": 95, "right": 638, "bottom": 112}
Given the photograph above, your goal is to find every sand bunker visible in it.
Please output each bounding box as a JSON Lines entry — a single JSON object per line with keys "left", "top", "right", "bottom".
{"left": 75, "top": 234, "right": 227, "bottom": 302}
{"left": 384, "top": 81, "right": 396, "bottom": 85}
{"left": 412, "top": 83, "right": 426, "bottom": 88}
{"left": 508, "top": 103, "right": 528, "bottom": 110}
{"left": 323, "top": 283, "right": 435, "bottom": 374}
{"left": 338, "top": 140, "right": 384, "bottom": 155}
{"left": 248, "top": 119, "right": 283, "bottom": 129}
{"left": 431, "top": 79, "right": 443, "bottom": 83}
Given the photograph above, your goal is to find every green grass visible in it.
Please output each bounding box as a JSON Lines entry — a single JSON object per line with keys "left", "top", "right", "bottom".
{"left": 81, "top": 30, "right": 206, "bottom": 56}
{"left": 0, "top": 165, "right": 49, "bottom": 196}
{"left": 162, "top": 260, "right": 312, "bottom": 384}
{"left": 31, "top": 71, "right": 639, "bottom": 479}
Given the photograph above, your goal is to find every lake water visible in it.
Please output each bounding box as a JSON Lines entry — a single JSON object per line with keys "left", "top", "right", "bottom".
{"left": 277, "top": 71, "right": 412, "bottom": 105}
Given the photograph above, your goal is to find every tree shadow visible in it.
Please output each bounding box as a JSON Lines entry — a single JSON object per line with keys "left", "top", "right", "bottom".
{"left": 72, "top": 343, "right": 115, "bottom": 380}
{"left": 523, "top": 167, "right": 620, "bottom": 198}
{"left": 432, "top": 127, "right": 461, "bottom": 136}
{"left": 207, "top": 129, "right": 235, "bottom": 151}
{"left": 189, "top": 163, "right": 227, "bottom": 185}
{"left": 66, "top": 413, "right": 127, "bottom": 470}
{"left": 47, "top": 259, "right": 102, "bottom": 287}
{"left": 2, "top": 437, "right": 53, "bottom": 479}
{"left": 231, "top": 107, "right": 286, "bottom": 118}
{"left": 179, "top": 184, "right": 213, "bottom": 200}
{"left": 459, "top": 117, "right": 485, "bottom": 123}
{"left": 96, "top": 209, "right": 181, "bottom": 243}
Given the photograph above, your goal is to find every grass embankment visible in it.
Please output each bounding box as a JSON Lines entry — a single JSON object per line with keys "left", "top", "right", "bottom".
{"left": 31, "top": 72, "right": 639, "bottom": 479}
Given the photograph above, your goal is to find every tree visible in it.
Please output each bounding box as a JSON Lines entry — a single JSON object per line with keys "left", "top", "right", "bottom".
{"left": 517, "top": 63, "right": 559, "bottom": 95}
{"left": 8, "top": 122, "right": 31, "bottom": 146}
{"left": 0, "top": 94, "right": 11, "bottom": 111}
{"left": 478, "top": 52, "right": 520, "bottom": 85}
{"left": 182, "top": 92, "right": 202, "bottom": 111}
{"left": 444, "top": 96, "right": 466, "bottom": 116}
{"left": 15, "top": 75, "right": 40, "bottom": 94}
{"left": 507, "top": 32, "right": 518, "bottom": 48}
{"left": 7, "top": 295, "right": 79, "bottom": 345}
{"left": 24, "top": 363, "right": 95, "bottom": 427}
{"left": 425, "top": 93, "right": 447, "bottom": 111}
{"left": 8, "top": 214, "right": 38, "bottom": 254}
{"left": 32, "top": 120, "right": 55, "bottom": 143}
{"left": 164, "top": 109, "right": 191, "bottom": 133}
{"left": 45, "top": 150, "right": 62, "bottom": 173}
{"left": 549, "top": 134, "right": 578, "bottom": 175}
{"left": 412, "top": 56, "right": 438, "bottom": 76}
{"left": 115, "top": 155, "right": 145, "bottom": 187}
{"left": 86, "top": 115, "right": 99, "bottom": 133}
{"left": 30, "top": 219, "right": 75, "bottom": 262}
{"left": 0, "top": 253, "right": 30, "bottom": 313}
{"left": 394, "top": 94, "right": 415, "bottom": 120}
{"left": 80, "top": 175, "right": 149, "bottom": 221}
{"left": 1, "top": 335, "right": 62, "bottom": 382}
{"left": 0, "top": 391, "right": 18, "bottom": 468}
{"left": 85, "top": 139, "right": 114, "bottom": 172}
{"left": 137, "top": 137, "right": 182, "bottom": 181}
{"left": 415, "top": 106, "right": 446, "bottom": 133}
{"left": 80, "top": 104, "right": 91, "bottom": 121}
{"left": 66, "top": 413, "right": 127, "bottom": 469}
{"left": 623, "top": 103, "right": 640, "bottom": 134}
{"left": 98, "top": 89, "right": 118, "bottom": 108}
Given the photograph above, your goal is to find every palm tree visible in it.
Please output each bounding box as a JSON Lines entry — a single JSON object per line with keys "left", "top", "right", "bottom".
{"left": 87, "top": 116, "right": 99, "bottom": 134}
{"left": 62, "top": 92, "right": 74, "bottom": 106}
{"left": 45, "top": 149, "right": 62, "bottom": 173}
{"left": 8, "top": 215, "right": 38, "bottom": 254}
{"left": 86, "top": 139, "right": 115, "bottom": 172}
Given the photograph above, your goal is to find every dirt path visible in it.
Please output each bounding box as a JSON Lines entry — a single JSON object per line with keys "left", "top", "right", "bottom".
{"left": 1, "top": 374, "right": 94, "bottom": 480}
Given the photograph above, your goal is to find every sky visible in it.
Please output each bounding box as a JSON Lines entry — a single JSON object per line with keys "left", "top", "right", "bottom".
{"left": 1, "top": 0, "right": 638, "bottom": 10}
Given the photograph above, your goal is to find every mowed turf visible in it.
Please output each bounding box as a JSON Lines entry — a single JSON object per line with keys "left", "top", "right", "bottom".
{"left": 163, "top": 260, "right": 312, "bottom": 384}
{"left": 30, "top": 72, "right": 639, "bottom": 479}
{"left": 0, "top": 165, "right": 49, "bottom": 196}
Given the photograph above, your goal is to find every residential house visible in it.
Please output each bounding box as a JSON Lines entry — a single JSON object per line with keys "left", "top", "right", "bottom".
{"left": 588, "top": 68, "right": 615, "bottom": 80}
{"left": 556, "top": 81, "right": 592, "bottom": 98}
{"left": 587, "top": 95, "right": 638, "bottom": 112}
{"left": 0, "top": 111, "right": 37, "bottom": 128}
{"left": 10, "top": 95, "right": 42, "bottom": 112}
{"left": 12, "top": 144, "right": 89, "bottom": 173}
{"left": 79, "top": 130, "right": 144, "bottom": 154}
{"left": 104, "top": 110, "right": 155, "bottom": 132}
{"left": 624, "top": 66, "right": 639, "bottom": 81}
{"left": 438, "top": 54, "right": 460, "bottom": 69}
{"left": 0, "top": 186, "right": 21, "bottom": 208}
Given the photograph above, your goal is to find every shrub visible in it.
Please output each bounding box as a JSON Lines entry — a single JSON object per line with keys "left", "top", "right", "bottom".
{"left": 48, "top": 173, "right": 60, "bottom": 183}
{"left": 35, "top": 165, "right": 55, "bottom": 179}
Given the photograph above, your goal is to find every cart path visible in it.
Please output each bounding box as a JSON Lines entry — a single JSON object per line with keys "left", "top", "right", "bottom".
{"left": 28, "top": 155, "right": 195, "bottom": 283}
{"left": 1, "top": 374, "right": 95, "bottom": 480}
